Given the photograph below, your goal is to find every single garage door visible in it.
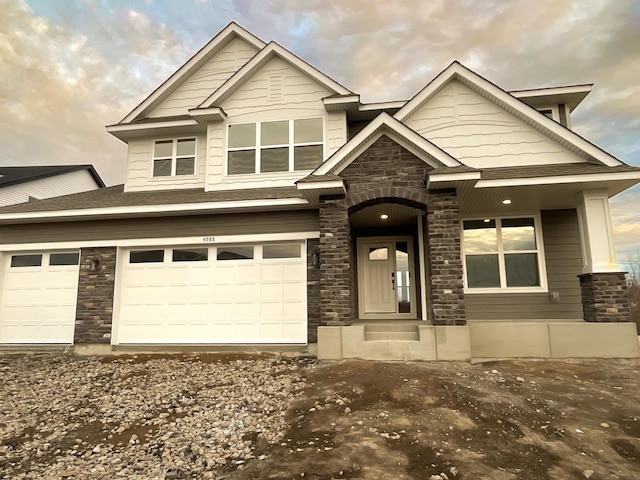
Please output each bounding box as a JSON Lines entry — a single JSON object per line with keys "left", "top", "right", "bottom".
{"left": 117, "top": 242, "right": 307, "bottom": 344}
{"left": 0, "top": 251, "right": 80, "bottom": 343}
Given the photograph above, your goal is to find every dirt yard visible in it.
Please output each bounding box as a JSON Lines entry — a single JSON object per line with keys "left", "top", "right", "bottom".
{"left": 1, "top": 354, "right": 639, "bottom": 480}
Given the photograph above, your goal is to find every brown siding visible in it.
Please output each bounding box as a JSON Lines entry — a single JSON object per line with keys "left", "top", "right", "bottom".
{"left": 0, "top": 210, "right": 319, "bottom": 245}
{"left": 466, "top": 209, "right": 583, "bottom": 321}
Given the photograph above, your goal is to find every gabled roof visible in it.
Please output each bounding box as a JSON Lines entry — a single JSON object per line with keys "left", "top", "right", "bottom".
{"left": 119, "top": 22, "right": 266, "bottom": 124}
{"left": 0, "top": 165, "right": 105, "bottom": 188}
{"left": 196, "top": 41, "right": 352, "bottom": 109}
{"left": 313, "top": 112, "right": 461, "bottom": 176}
{"left": 395, "top": 61, "right": 622, "bottom": 167}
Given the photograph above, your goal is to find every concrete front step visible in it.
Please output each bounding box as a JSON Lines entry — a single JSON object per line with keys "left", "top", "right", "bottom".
{"left": 364, "top": 325, "right": 420, "bottom": 342}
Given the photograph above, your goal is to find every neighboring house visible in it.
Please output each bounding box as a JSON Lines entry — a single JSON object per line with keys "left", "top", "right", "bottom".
{"left": 0, "top": 23, "right": 638, "bottom": 360}
{"left": 0, "top": 165, "right": 105, "bottom": 207}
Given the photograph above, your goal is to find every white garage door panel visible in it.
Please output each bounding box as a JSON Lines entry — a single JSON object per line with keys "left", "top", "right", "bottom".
{"left": 0, "top": 257, "right": 79, "bottom": 344}
{"left": 118, "top": 244, "right": 307, "bottom": 344}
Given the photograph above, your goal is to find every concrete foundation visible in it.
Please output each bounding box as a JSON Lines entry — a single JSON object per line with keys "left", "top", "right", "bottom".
{"left": 317, "top": 322, "right": 640, "bottom": 361}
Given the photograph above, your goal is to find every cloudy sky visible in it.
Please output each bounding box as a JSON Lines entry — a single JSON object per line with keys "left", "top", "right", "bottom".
{"left": 1, "top": 0, "right": 639, "bottom": 259}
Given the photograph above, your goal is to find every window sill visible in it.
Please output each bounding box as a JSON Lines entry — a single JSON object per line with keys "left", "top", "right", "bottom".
{"left": 464, "top": 286, "right": 548, "bottom": 294}
{"left": 224, "top": 170, "right": 313, "bottom": 179}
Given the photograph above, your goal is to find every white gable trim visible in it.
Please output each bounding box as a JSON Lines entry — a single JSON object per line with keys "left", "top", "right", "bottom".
{"left": 314, "top": 112, "right": 461, "bottom": 176}
{"left": 198, "top": 42, "right": 352, "bottom": 108}
{"left": 395, "top": 62, "right": 621, "bottom": 167}
{"left": 119, "top": 23, "right": 266, "bottom": 124}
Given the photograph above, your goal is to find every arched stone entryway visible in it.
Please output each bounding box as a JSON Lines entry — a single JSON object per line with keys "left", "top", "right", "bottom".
{"left": 316, "top": 135, "right": 467, "bottom": 329}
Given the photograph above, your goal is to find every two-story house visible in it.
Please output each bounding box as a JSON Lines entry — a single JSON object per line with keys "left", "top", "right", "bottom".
{"left": 0, "top": 23, "right": 638, "bottom": 359}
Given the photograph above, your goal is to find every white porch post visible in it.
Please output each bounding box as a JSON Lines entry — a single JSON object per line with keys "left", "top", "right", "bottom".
{"left": 417, "top": 214, "right": 428, "bottom": 321}
{"left": 576, "top": 190, "right": 621, "bottom": 273}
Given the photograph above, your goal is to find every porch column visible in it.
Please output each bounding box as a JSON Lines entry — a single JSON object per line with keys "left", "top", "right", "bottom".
{"left": 318, "top": 197, "right": 353, "bottom": 326}
{"left": 576, "top": 190, "right": 630, "bottom": 322}
{"left": 426, "top": 189, "right": 466, "bottom": 325}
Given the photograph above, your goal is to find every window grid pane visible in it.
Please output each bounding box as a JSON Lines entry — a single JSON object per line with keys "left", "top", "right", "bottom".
{"left": 228, "top": 124, "right": 256, "bottom": 148}
{"left": 260, "top": 148, "right": 289, "bottom": 172}
{"left": 294, "top": 118, "right": 323, "bottom": 143}
{"left": 294, "top": 145, "right": 323, "bottom": 170}
{"left": 228, "top": 150, "right": 256, "bottom": 175}
{"left": 176, "top": 157, "right": 195, "bottom": 176}
{"left": 261, "top": 121, "right": 289, "bottom": 146}
{"left": 465, "top": 255, "right": 500, "bottom": 288}
{"left": 153, "top": 159, "right": 172, "bottom": 177}
{"left": 505, "top": 253, "right": 540, "bottom": 287}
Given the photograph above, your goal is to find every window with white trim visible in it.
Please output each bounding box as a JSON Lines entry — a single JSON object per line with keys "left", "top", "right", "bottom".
{"left": 153, "top": 138, "right": 196, "bottom": 177}
{"left": 227, "top": 118, "right": 323, "bottom": 175}
{"left": 462, "top": 216, "right": 545, "bottom": 290}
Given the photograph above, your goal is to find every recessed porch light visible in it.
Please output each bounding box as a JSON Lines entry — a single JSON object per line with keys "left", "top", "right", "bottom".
{"left": 483, "top": 218, "right": 491, "bottom": 223}
{"left": 380, "top": 214, "right": 389, "bottom": 220}
{"left": 502, "top": 199, "right": 512, "bottom": 205}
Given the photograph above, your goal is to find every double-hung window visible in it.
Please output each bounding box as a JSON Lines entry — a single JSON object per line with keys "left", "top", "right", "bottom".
{"left": 227, "top": 118, "right": 323, "bottom": 175}
{"left": 462, "top": 216, "right": 546, "bottom": 291}
{"left": 153, "top": 138, "right": 196, "bottom": 177}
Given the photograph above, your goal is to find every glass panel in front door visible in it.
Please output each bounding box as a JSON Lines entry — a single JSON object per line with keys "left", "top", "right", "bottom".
{"left": 395, "top": 241, "right": 410, "bottom": 313}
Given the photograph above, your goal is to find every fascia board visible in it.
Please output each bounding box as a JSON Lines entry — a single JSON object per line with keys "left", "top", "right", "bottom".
{"left": 0, "top": 198, "right": 310, "bottom": 223}
{"left": 428, "top": 172, "right": 482, "bottom": 182}
{"left": 199, "top": 42, "right": 352, "bottom": 108}
{"left": 296, "top": 181, "right": 346, "bottom": 191}
{"left": 119, "top": 23, "right": 265, "bottom": 124}
{"left": 106, "top": 119, "right": 199, "bottom": 133}
{"left": 397, "top": 62, "right": 621, "bottom": 167}
{"left": 475, "top": 171, "right": 640, "bottom": 188}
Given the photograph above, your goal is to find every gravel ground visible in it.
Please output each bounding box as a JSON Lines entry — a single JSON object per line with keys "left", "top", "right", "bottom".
{"left": 0, "top": 353, "right": 312, "bottom": 479}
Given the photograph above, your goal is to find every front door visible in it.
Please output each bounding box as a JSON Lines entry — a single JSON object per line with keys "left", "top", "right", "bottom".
{"left": 357, "top": 237, "right": 416, "bottom": 318}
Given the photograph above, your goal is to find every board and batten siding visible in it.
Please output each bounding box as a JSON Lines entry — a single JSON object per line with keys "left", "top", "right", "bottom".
{"left": 0, "top": 170, "right": 100, "bottom": 207}
{"left": 147, "top": 37, "right": 260, "bottom": 118}
{"left": 205, "top": 57, "right": 345, "bottom": 191}
{"left": 0, "top": 211, "right": 320, "bottom": 246}
{"left": 404, "top": 80, "right": 586, "bottom": 168}
{"left": 465, "top": 209, "right": 584, "bottom": 321}
{"left": 124, "top": 133, "right": 207, "bottom": 192}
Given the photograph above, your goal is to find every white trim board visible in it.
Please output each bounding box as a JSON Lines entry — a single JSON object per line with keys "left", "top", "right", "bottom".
{"left": 475, "top": 171, "right": 640, "bottom": 188}
{"left": 0, "top": 231, "right": 321, "bottom": 252}
{"left": 0, "top": 198, "right": 310, "bottom": 222}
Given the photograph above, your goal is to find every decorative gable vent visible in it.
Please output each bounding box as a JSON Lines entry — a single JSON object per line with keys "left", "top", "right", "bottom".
{"left": 269, "top": 74, "right": 284, "bottom": 103}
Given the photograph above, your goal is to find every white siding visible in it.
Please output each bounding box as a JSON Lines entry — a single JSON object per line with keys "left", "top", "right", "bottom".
{"left": 124, "top": 134, "right": 207, "bottom": 192}
{"left": 147, "top": 37, "right": 259, "bottom": 118}
{"left": 206, "top": 57, "right": 340, "bottom": 191}
{"left": 0, "top": 170, "right": 100, "bottom": 207}
{"left": 404, "top": 80, "right": 586, "bottom": 168}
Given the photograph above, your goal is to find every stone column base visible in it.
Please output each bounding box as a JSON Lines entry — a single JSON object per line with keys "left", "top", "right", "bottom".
{"left": 579, "top": 272, "right": 630, "bottom": 323}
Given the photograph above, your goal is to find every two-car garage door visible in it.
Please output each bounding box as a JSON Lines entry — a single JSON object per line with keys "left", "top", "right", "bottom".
{"left": 116, "top": 242, "right": 307, "bottom": 344}
{"left": 0, "top": 251, "right": 80, "bottom": 344}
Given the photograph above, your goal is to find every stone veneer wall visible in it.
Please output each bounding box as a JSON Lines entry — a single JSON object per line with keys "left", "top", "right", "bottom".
{"left": 319, "top": 197, "right": 353, "bottom": 325}
{"left": 306, "top": 238, "right": 321, "bottom": 342}
{"left": 426, "top": 189, "right": 466, "bottom": 325}
{"left": 578, "top": 272, "right": 630, "bottom": 323}
{"left": 74, "top": 247, "right": 117, "bottom": 344}
{"left": 317, "top": 135, "right": 468, "bottom": 326}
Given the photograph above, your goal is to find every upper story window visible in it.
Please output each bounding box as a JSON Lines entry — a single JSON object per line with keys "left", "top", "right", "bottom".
{"left": 462, "top": 216, "right": 546, "bottom": 292}
{"left": 227, "top": 118, "right": 324, "bottom": 175}
{"left": 153, "top": 138, "right": 196, "bottom": 177}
